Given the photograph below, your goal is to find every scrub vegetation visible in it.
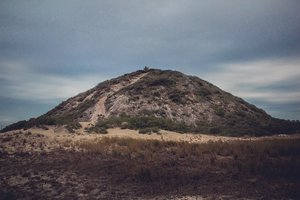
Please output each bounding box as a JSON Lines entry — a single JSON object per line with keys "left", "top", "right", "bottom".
{"left": 82, "top": 113, "right": 300, "bottom": 137}
{"left": 84, "top": 114, "right": 190, "bottom": 134}
{"left": 70, "top": 137, "right": 300, "bottom": 198}
{"left": 77, "top": 137, "right": 300, "bottom": 179}
{"left": 1, "top": 131, "right": 300, "bottom": 199}
{"left": 0, "top": 115, "right": 82, "bottom": 133}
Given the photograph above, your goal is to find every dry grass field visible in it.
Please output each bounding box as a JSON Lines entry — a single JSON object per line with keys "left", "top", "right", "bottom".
{"left": 1, "top": 126, "right": 300, "bottom": 199}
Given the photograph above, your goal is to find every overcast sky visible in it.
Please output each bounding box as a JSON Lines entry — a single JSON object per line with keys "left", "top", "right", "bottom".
{"left": 1, "top": 0, "right": 300, "bottom": 128}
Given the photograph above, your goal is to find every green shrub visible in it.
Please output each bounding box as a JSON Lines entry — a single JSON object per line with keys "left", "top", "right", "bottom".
{"left": 121, "top": 122, "right": 129, "bottom": 129}
{"left": 139, "top": 127, "right": 160, "bottom": 134}
{"left": 85, "top": 126, "right": 108, "bottom": 134}
{"left": 0, "top": 120, "right": 27, "bottom": 132}
{"left": 215, "top": 108, "right": 225, "bottom": 117}
{"left": 77, "top": 99, "right": 95, "bottom": 111}
{"left": 236, "top": 111, "right": 246, "bottom": 117}
{"left": 139, "top": 128, "right": 152, "bottom": 134}
{"left": 209, "top": 126, "right": 220, "bottom": 134}
{"left": 96, "top": 127, "right": 108, "bottom": 134}
{"left": 66, "top": 121, "right": 82, "bottom": 133}
{"left": 1, "top": 115, "right": 82, "bottom": 133}
{"left": 196, "top": 88, "right": 211, "bottom": 97}
{"left": 149, "top": 77, "right": 176, "bottom": 87}
{"left": 85, "top": 115, "right": 191, "bottom": 135}
{"left": 153, "top": 91, "right": 161, "bottom": 97}
{"left": 168, "top": 89, "right": 186, "bottom": 104}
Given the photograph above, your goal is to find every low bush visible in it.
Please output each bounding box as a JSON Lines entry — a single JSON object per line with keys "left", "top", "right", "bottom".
{"left": 66, "top": 121, "right": 82, "bottom": 133}
{"left": 139, "top": 127, "right": 160, "bottom": 134}
{"left": 0, "top": 115, "right": 82, "bottom": 133}
{"left": 120, "top": 122, "right": 129, "bottom": 129}
{"left": 168, "top": 89, "right": 186, "bottom": 104}
{"left": 88, "top": 115, "right": 191, "bottom": 134}
{"left": 215, "top": 108, "right": 225, "bottom": 117}
{"left": 84, "top": 124, "right": 108, "bottom": 134}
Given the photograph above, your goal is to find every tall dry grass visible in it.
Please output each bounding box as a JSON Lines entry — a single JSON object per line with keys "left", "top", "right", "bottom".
{"left": 74, "top": 137, "right": 300, "bottom": 183}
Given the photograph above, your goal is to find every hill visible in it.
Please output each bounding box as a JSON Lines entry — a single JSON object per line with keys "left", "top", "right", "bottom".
{"left": 2, "top": 68, "right": 300, "bottom": 136}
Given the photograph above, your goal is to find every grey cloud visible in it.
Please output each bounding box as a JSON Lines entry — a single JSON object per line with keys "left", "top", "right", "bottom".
{"left": 1, "top": 0, "right": 300, "bottom": 127}
{"left": 2, "top": 1, "right": 299, "bottom": 69}
{"left": 249, "top": 100, "right": 300, "bottom": 121}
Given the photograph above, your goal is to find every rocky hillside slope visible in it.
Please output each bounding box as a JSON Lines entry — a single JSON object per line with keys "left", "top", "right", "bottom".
{"left": 47, "top": 69, "right": 262, "bottom": 122}
{"left": 2, "top": 68, "right": 300, "bottom": 136}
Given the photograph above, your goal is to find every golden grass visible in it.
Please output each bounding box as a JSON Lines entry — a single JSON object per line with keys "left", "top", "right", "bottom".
{"left": 74, "top": 137, "right": 300, "bottom": 180}
{"left": 74, "top": 137, "right": 300, "bottom": 160}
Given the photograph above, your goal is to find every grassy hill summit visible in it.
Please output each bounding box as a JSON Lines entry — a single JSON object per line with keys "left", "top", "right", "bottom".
{"left": 2, "top": 68, "right": 300, "bottom": 136}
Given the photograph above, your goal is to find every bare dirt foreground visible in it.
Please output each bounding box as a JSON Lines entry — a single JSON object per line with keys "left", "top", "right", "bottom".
{"left": 1, "top": 124, "right": 300, "bottom": 199}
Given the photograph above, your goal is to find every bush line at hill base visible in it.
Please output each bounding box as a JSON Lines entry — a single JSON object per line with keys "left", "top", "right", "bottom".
{"left": 0, "top": 115, "right": 82, "bottom": 133}
{"left": 84, "top": 114, "right": 189, "bottom": 134}
{"left": 83, "top": 114, "right": 300, "bottom": 136}
{"left": 2, "top": 113, "right": 300, "bottom": 137}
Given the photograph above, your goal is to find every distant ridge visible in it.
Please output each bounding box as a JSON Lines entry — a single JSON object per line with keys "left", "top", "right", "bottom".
{"left": 2, "top": 68, "right": 300, "bottom": 136}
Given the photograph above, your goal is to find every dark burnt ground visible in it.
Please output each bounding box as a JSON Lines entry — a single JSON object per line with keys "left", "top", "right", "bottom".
{"left": 1, "top": 140, "right": 300, "bottom": 199}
